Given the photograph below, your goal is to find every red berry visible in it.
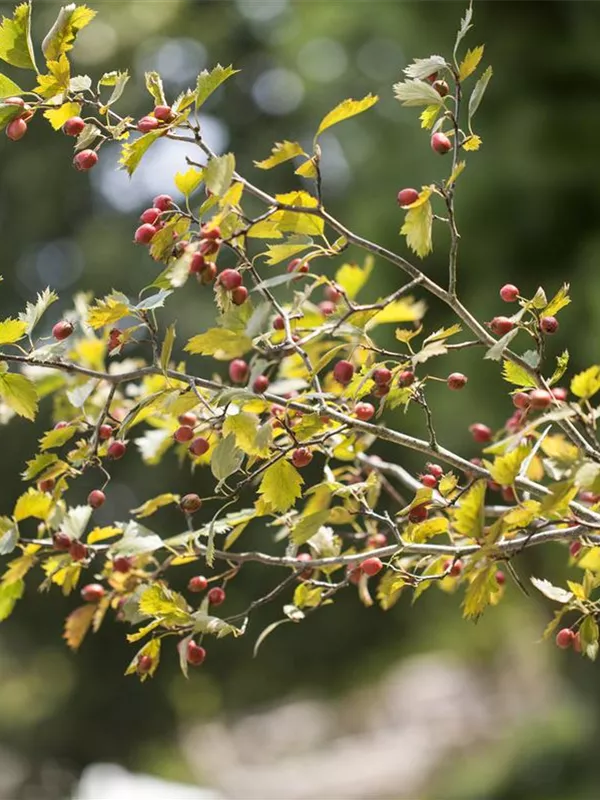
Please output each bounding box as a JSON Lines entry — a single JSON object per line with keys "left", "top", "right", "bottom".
{"left": 555, "top": 628, "right": 574, "bottom": 649}
{"left": 551, "top": 387, "right": 568, "bottom": 402}
{"left": 81, "top": 583, "right": 105, "bottom": 603}
{"left": 296, "top": 552, "right": 313, "bottom": 579}
{"left": 426, "top": 463, "right": 444, "bottom": 479}
{"left": 186, "top": 640, "right": 207, "bottom": 666}
{"left": 201, "top": 225, "right": 221, "bottom": 240}
{"left": 512, "top": 392, "right": 530, "bottom": 409}
{"left": 188, "top": 575, "right": 208, "bottom": 593}
{"left": 431, "top": 132, "right": 452, "bottom": 154}
{"left": 54, "top": 421, "right": 69, "bottom": 430}
{"left": 367, "top": 533, "right": 387, "bottom": 548}
{"left": 372, "top": 367, "right": 392, "bottom": 386}
{"left": 490, "top": 316, "right": 514, "bottom": 336}
{"left": 333, "top": 360, "right": 354, "bottom": 385}
{"left": 408, "top": 504, "right": 428, "bottom": 523}
{"left": 153, "top": 105, "right": 173, "bottom": 122}
{"left": 38, "top": 477, "right": 55, "bottom": 493}
{"left": 360, "top": 557, "right": 383, "bottom": 577}
{"left": 73, "top": 149, "right": 98, "bottom": 171}
{"left": 174, "top": 425, "right": 194, "bottom": 443}
{"left": 447, "top": 372, "right": 468, "bottom": 390}
{"left": 469, "top": 423, "right": 493, "bottom": 443}
{"left": 134, "top": 223, "right": 157, "bottom": 244}
{"left": 398, "top": 370, "right": 415, "bottom": 387}
{"left": 495, "top": 570, "right": 506, "bottom": 586}
{"left": 107, "top": 440, "right": 127, "bottom": 460}
{"left": 287, "top": 258, "right": 309, "bottom": 274}
{"left": 231, "top": 286, "right": 248, "bottom": 306}
{"left": 62, "top": 116, "right": 86, "bottom": 136}
{"left": 540, "top": 316, "right": 559, "bottom": 334}
{"left": 53, "top": 532, "right": 71, "bottom": 551}
{"left": 420, "top": 474, "right": 438, "bottom": 489}
{"left": 140, "top": 207, "right": 161, "bottom": 225}
{"left": 501, "top": 486, "right": 516, "bottom": 503}
{"left": 292, "top": 447, "right": 313, "bottom": 468}
{"left": 347, "top": 566, "right": 362, "bottom": 585}
{"left": 199, "top": 263, "right": 217, "bottom": 284}
{"left": 176, "top": 412, "right": 196, "bottom": 428}
{"left": 99, "top": 423, "right": 113, "bottom": 440}
{"left": 432, "top": 79, "right": 449, "bottom": 97}
{"left": 189, "top": 437, "right": 210, "bottom": 457}
{"left": 6, "top": 117, "right": 27, "bottom": 141}
{"left": 198, "top": 238, "right": 220, "bottom": 257}
{"left": 153, "top": 194, "right": 173, "bottom": 211}
{"left": 528, "top": 389, "right": 552, "bottom": 410}
{"left": 180, "top": 493, "right": 202, "bottom": 513}
{"left": 88, "top": 489, "right": 106, "bottom": 509}
{"left": 69, "top": 540, "right": 88, "bottom": 561}
{"left": 573, "top": 631, "right": 582, "bottom": 653}
{"left": 580, "top": 491, "right": 600, "bottom": 504}
{"left": 444, "top": 558, "right": 463, "bottom": 577}
{"left": 319, "top": 300, "right": 336, "bottom": 316}
{"left": 500, "top": 284, "right": 519, "bottom": 303}
{"left": 229, "top": 359, "right": 249, "bottom": 384}
{"left": 397, "top": 188, "right": 419, "bottom": 207}
{"left": 425, "top": 72, "right": 438, "bottom": 83}
{"left": 137, "top": 115, "right": 160, "bottom": 133}
{"left": 219, "top": 269, "right": 243, "bottom": 291}
{"left": 373, "top": 383, "right": 390, "bottom": 398}
{"left": 188, "top": 253, "right": 206, "bottom": 274}
{"left": 569, "top": 541, "right": 582, "bottom": 558}
{"left": 52, "top": 320, "right": 74, "bottom": 341}
{"left": 354, "top": 402, "right": 375, "bottom": 422}
{"left": 273, "top": 315, "right": 285, "bottom": 331}
{"left": 113, "top": 556, "right": 133, "bottom": 573}
{"left": 325, "top": 285, "right": 342, "bottom": 303}
{"left": 207, "top": 586, "right": 226, "bottom": 606}
{"left": 253, "top": 375, "right": 269, "bottom": 393}
{"left": 137, "top": 655, "right": 153, "bottom": 674}
{"left": 4, "top": 96, "right": 25, "bottom": 108}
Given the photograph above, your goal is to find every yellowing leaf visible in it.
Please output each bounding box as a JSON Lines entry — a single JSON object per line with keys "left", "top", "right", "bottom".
{"left": 132, "top": 493, "right": 180, "bottom": 518}
{"left": 174, "top": 167, "right": 203, "bottom": 196}
{"left": 316, "top": 93, "right": 378, "bottom": 137}
{"left": 184, "top": 328, "right": 252, "bottom": 360}
{"left": 420, "top": 104, "right": 441, "bottom": 130}
{"left": 254, "top": 140, "right": 305, "bottom": 169}
{"left": 291, "top": 510, "right": 330, "bottom": 546}
{"left": 334, "top": 257, "right": 374, "bottom": 300}
{"left": 64, "top": 604, "right": 96, "bottom": 650}
{"left": 578, "top": 547, "right": 600, "bottom": 573}
{"left": 87, "top": 525, "right": 122, "bottom": 544}
{"left": 462, "top": 565, "right": 500, "bottom": 620}
{"left": 14, "top": 488, "right": 52, "bottom": 522}
{"left": 0, "top": 372, "right": 38, "bottom": 420}
{"left": 571, "top": 366, "right": 600, "bottom": 400}
{"left": 452, "top": 480, "right": 486, "bottom": 539}
{"left": 0, "top": 318, "right": 27, "bottom": 345}
{"left": 264, "top": 237, "right": 312, "bottom": 266}
{"left": 543, "top": 283, "right": 571, "bottom": 318}
{"left": 295, "top": 158, "right": 318, "bottom": 178}
{"left": 223, "top": 412, "right": 264, "bottom": 456}
{"left": 0, "top": 579, "right": 24, "bottom": 621}
{"left": 42, "top": 4, "right": 96, "bottom": 61}
{"left": 462, "top": 134, "right": 481, "bottom": 151}
{"left": 541, "top": 434, "right": 579, "bottom": 463}
{"left": 125, "top": 637, "right": 161, "bottom": 680}
{"left": 459, "top": 45, "right": 485, "bottom": 81}
{"left": 501, "top": 360, "right": 536, "bottom": 388}
{"left": 367, "top": 297, "right": 427, "bottom": 327}
{"left": 119, "top": 129, "right": 164, "bottom": 176}
{"left": 259, "top": 459, "right": 304, "bottom": 513}
{"left": 409, "top": 517, "right": 449, "bottom": 542}
{"left": 446, "top": 160, "right": 466, "bottom": 188}
{"left": 488, "top": 444, "right": 531, "bottom": 486}
{"left": 35, "top": 53, "right": 70, "bottom": 98}
{"left": 400, "top": 189, "right": 433, "bottom": 258}
{"left": 39, "top": 423, "right": 77, "bottom": 451}
{"left": 195, "top": 64, "right": 238, "bottom": 109}
{"left": 87, "top": 295, "right": 130, "bottom": 329}
{"left": 0, "top": 2, "right": 36, "bottom": 70}
{"left": 2, "top": 552, "right": 36, "bottom": 585}
{"left": 205, "top": 153, "right": 235, "bottom": 197}
{"left": 376, "top": 569, "right": 405, "bottom": 610}
{"left": 138, "top": 583, "right": 191, "bottom": 625}
{"left": 273, "top": 190, "right": 324, "bottom": 237}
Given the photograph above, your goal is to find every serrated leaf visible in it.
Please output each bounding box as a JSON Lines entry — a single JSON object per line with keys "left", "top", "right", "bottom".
{"left": 185, "top": 328, "right": 252, "bottom": 360}
{"left": 376, "top": 569, "right": 405, "bottom": 610}
{"left": 542, "top": 283, "right": 570, "bottom": 317}
{"left": 63, "top": 603, "right": 96, "bottom": 650}
{"left": 316, "top": 93, "right": 378, "bottom": 137}
{"left": 87, "top": 294, "right": 130, "bottom": 329}
{"left": 0, "top": 73, "right": 22, "bottom": 98}
{"left": 222, "top": 412, "right": 262, "bottom": 457}
{"left": 446, "top": 160, "right": 466, "bottom": 188}
{"left": 295, "top": 158, "right": 318, "bottom": 178}
{"left": 100, "top": 69, "right": 129, "bottom": 107}
{"left": 530, "top": 577, "right": 573, "bottom": 604}
{"left": 195, "top": 63, "right": 238, "bottom": 109}
{"left": 403, "top": 55, "right": 447, "bottom": 80}
{"left": 0, "top": 2, "right": 36, "bottom": 70}
{"left": 40, "top": 424, "right": 77, "bottom": 451}
{"left": 424, "top": 324, "right": 462, "bottom": 345}
{"left": 0, "top": 521, "right": 18, "bottom": 556}
{"left": 138, "top": 583, "right": 191, "bottom": 624}
{"left": 19, "top": 288, "right": 58, "bottom": 334}
{"left": 44, "top": 100, "right": 83, "bottom": 131}
{"left": 459, "top": 45, "right": 484, "bottom": 81}
{"left": 87, "top": 525, "right": 122, "bottom": 544}
{"left": 0, "top": 318, "right": 27, "bottom": 345}
{"left": 204, "top": 153, "right": 235, "bottom": 197}
{"left": 42, "top": 3, "right": 96, "bottom": 62}
{"left": 259, "top": 459, "right": 304, "bottom": 513}
{"left": 131, "top": 493, "right": 180, "bottom": 519}
{"left": 119, "top": 129, "right": 164, "bottom": 176}
{"left": 400, "top": 189, "right": 433, "bottom": 258}
{"left": 468, "top": 65, "right": 493, "bottom": 122}
{"left": 35, "top": 53, "right": 70, "bottom": 98}
{"left": 125, "top": 638, "right": 161, "bottom": 680}
{"left": 488, "top": 444, "right": 531, "bottom": 486}
{"left": 501, "top": 360, "right": 536, "bottom": 388}
{"left": 174, "top": 167, "right": 203, "bottom": 197}
{"left": 0, "top": 578, "right": 24, "bottom": 621}
{"left": 462, "top": 134, "right": 481, "bottom": 151}
{"left": 0, "top": 372, "right": 38, "bottom": 420}
{"left": 254, "top": 140, "right": 305, "bottom": 169}
{"left": 571, "top": 366, "right": 600, "bottom": 400}
{"left": 111, "top": 521, "right": 163, "bottom": 556}
{"left": 549, "top": 350, "right": 569, "bottom": 386}
{"left": 462, "top": 565, "right": 498, "bottom": 620}
{"left": 134, "top": 289, "right": 172, "bottom": 311}
{"left": 21, "top": 452, "right": 58, "bottom": 480}
{"left": 264, "top": 236, "right": 313, "bottom": 266}
{"left": 454, "top": 3, "right": 473, "bottom": 56}
{"left": 452, "top": 479, "right": 486, "bottom": 539}
{"left": 211, "top": 433, "right": 244, "bottom": 482}
{"left": 272, "top": 190, "right": 324, "bottom": 237}
{"left": 393, "top": 79, "right": 444, "bottom": 108}
{"left": 420, "top": 104, "right": 441, "bottom": 130}
{"left": 291, "top": 510, "right": 330, "bottom": 546}
{"left": 66, "top": 379, "right": 95, "bottom": 408}
{"left": 144, "top": 70, "right": 166, "bottom": 105}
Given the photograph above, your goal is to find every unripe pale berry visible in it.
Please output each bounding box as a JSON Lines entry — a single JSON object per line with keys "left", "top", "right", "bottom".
{"left": 398, "top": 370, "right": 415, "bottom": 387}
{"left": 180, "top": 493, "right": 202, "bottom": 514}
{"left": 231, "top": 286, "right": 249, "bottom": 306}
{"left": 500, "top": 284, "right": 519, "bottom": 302}
{"left": 134, "top": 223, "right": 157, "bottom": 244}
{"left": 99, "top": 423, "right": 113, "bottom": 440}
{"left": 153, "top": 194, "right": 173, "bottom": 211}
{"left": 431, "top": 132, "right": 452, "bottom": 154}
{"left": 189, "top": 437, "right": 210, "bottom": 457}
{"left": 229, "top": 359, "right": 249, "bottom": 384}
{"left": 490, "top": 316, "right": 514, "bottom": 336}
{"left": 253, "top": 375, "right": 269, "bottom": 393}
{"left": 354, "top": 402, "right": 375, "bottom": 421}
{"left": 512, "top": 391, "right": 530, "bottom": 409}
{"left": 432, "top": 79, "right": 449, "bottom": 97}
{"left": 408, "top": 504, "right": 428, "bottom": 523}
{"left": 69, "top": 540, "right": 88, "bottom": 561}
{"left": 555, "top": 628, "right": 574, "bottom": 649}
{"left": 53, "top": 532, "right": 71, "bottom": 551}
{"left": 88, "top": 489, "right": 106, "bottom": 509}
{"left": 426, "top": 463, "right": 443, "bottom": 479}
{"left": 551, "top": 387, "right": 568, "bottom": 402}
{"left": 113, "top": 556, "right": 133, "bottom": 573}
{"left": 319, "top": 300, "right": 336, "bottom": 316}
{"left": 153, "top": 105, "right": 173, "bottom": 122}
{"left": 287, "top": 258, "right": 309, "bottom": 274}
{"left": 528, "top": 389, "right": 552, "bottom": 410}
{"left": 420, "top": 473, "right": 438, "bottom": 488}
{"left": 208, "top": 586, "right": 226, "bottom": 606}
{"left": 174, "top": 425, "right": 194, "bottom": 443}
{"left": 137, "top": 115, "right": 160, "bottom": 133}
{"left": 580, "top": 491, "right": 600, "bottom": 504}
{"left": 469, "top": 423, "right": 492, "bottom": 443}
{"left": 292, "top": 447, "right": 313, "bottom": 468}
{"left": 219, "top": 269, "right": 243, "bottom": 291}
{"left": 107, "top": 440, "right": 127, "bottom": 460}
{"left": 81, "top": 583, "right": 105, "bottom": 603}
{"left": 447, "top": 372, "right": 468, "bottom": 390}
{"left": 137, "top": 655, "right": 153, "bottom": 674}
{"left": 397, "top": 188, "right": 419, "bottom": 207}
{"left": 188, "top": 575, "right": 208, "bottom": 592}
{"left": 6, "top": 117, "right": 27, "bottom": 140}
{"left": 73, "top": 149, "right": 98, "bottom": 171}
{"left": 186, "top": 641, "right": 207, "bottom": 666}
{"left": 368, "top": 533, "right": 387, "bottom": 548}
{"left": 52, "top": 320, "right": 74, "bottom": 341}
{"left": 63, "top": 116, "right": 86, "bottom": 136}
{"left": 540, "top": 315, "right": 559, "bottom": 334}
{"left": 140, "top": 207, "right": 161, "bottom": 225}
{"left": 333, "top": 360, "right": 354, "bottom": 385}
{"left": 360, "top": 557, "right": 383, "bottom": 577}
{"left": 372, "top": 367, "right": 392, "bottom": 386}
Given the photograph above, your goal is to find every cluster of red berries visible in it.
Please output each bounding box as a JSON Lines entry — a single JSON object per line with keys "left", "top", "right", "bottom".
{"left": 187, "top": 574, "right": 226, "bottom": 606}
{"left": 420, "top": 461, "right": 444, "bottom": 488}
{"left": 136, "top": 104, "right": 175, "bottom": 133}
{"left": 61, "top": 114, "right": 99, "bottom": 171}
{"left": 4, "top": 97, "right": 35, "bottom": 141}
{"left": 218, "top": 268, "right": 248, "bottom": 305}
{"left": 318, "top": 283, "right": 343, "bottom": 317}
{"left": 227, "top": 358, "right": 270, "bottom": 393}
{"left": 134, "top": 193, "right": 174, "bottom": 245}
{"left": 493, "top": 283, "right": 559, "bottom": 336}
{"left": 174, "top": 411, "right": 211, "bottom": 458}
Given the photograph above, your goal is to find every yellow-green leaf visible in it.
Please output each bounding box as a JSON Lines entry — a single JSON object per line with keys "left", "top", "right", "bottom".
{"left": 125, "top": 637, "right": 161, "bottom": 680}
{"left": 367, "top": 297, "right": 427, "bottom": 327}
{"left": 0, "top": 2, "right": 36, "bottom": 70}
{"left": 174, "top": 167, "right": 203, "bottom": 196}
{"left": 204, "top": 153, "right": 235, "bottom": 197}
{"left": 0, "top": 318, "right": 27, "bottom": 345}
{"left": 35, "top": 54, "right": 70, "bottom": 98}
{"left": 195, "top": 64, "right": 238, "bottom": 109}
{"left": 132, "top": 493, "right": 180, "bottom": 519}
{"left": 63, "top": 603, "right": 96, "bottom": 650}
{"left": 222, "top": 412, "right": 264, "bottom": 456}
{"left": 42, "top": 4, "right": 96, "bottom": 62}
{"left": 254, "top": 140, "right": 305, "bottom": 169}
{"left": 571, "top": 366, "right": 600, "bottom": 400}
{"left": 376, "top": 569, "right": 405, "bottom": 610}
{"left": 462, "top": 134, "right": 481, "bottom": 151}
{"left": 542, "top": 283, "right": 571, "bottom": 318}
{"left": 0, "top": 371, "right": 38, "bottom": 420}
{"left": 138, "top": 583, "right": 191, "bottom": 624}
{"left": 295, "top": 158, "right": 318, "bottom": 178}
{"left": 87, "top": 294, "right": 130, "bottom": 329}
{"left": 119, "top": 129, "right": 164, "bottom": 176}
{"left": 459, "top": 45, "right": 484, "bottom": 81}
{"left": 316, "top": 93, "right": 378, "bottom": 137}
{"left": 39, "top": 423, "right": 77, "bottom": 451}
{"left": 259, "top": 459, "right": 304, "bottom": 513}
{"left": 184, "top": 328, "right": 252, "bottom": 360}
{"left": 452, "top": 479, "right": 486, "bottom": 539}
{"left": 487, "top": 444, "right": 530, "bottom": 486}
{"left": 420, "top": 104, "right": 441, "bottom": 130}
{"left": 87, "top": 525, "right": 122, "bottom": 544}
{"left": 334, "top": 257, "right": 374, "bottom": 301}
{"left": 501, "top": 360, "right": 536, "bottom": 388}
{"left": 264, "top": 237, "right": 312, "bottom": 266}
{"left": 462, "top": 565, "right": 499, "bottom": 620}
{"left": 291, "top": 509, "right": 330, "bottom": 546}
{"left": 400, "top": 189, "right": 433, "bottom": 258}
{"left": 14, "top": 488, "right": 52, "bottom": 522}
{"left": 0, "top": 579, "right": 24, "bottom": 621}
{"left": 273, "top": 190, "right": 324, "bottom": 237}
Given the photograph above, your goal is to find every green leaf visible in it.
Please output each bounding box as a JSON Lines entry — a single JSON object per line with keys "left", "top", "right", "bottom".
{"left": 100, "top": 70, "right": 129, "bottom": 107}
{"left": 211, "top": 433, "right": 244, "bottom": 483}
{"left": 39, "top": 423, "right": 77, "bottom": 450}
{"left": 0, "top": 371, "right": 38, "bottom": 420}
{"left": 42, "top": 4, "right": 96, "bottom": 62}
{"left": 400, "top": 190, "right": 433, "bottom": 258}
{"left": 21, "top": 452, "right": 58, "bottom": 480}
{"left": 0, "top": 73, "right": 22, "bottom": 98}
{"left": 0, "top": 100, "right": 22, "bottom": 130}
{"left": 259, "top": 459, "right": 304, "bottom": 513}
{"left": 0, "top": 2, "right": 36, "bottom": 70}
{"left": 138, "top": 583, "right": 191, "bottom": 624}
{"left": 119, "top": 129, "right": 164, "bottom": 176}
{"left": 144, "top": 70, "right": 166, "bottom": 106}
{"left": 549, "top": 350, "right": 569, "bottom": 386}
{"left": 160, "top": 324, "right": 176, "bottom": 373}
{"left": 501, "top": 360, "right": 536, "bottom": 389}
{"left": 579, "top": 615, "right": 599, "bottom": 661}
{"left": 0, "top": 578, "right": 24, "bottom": 622}
{"left": 254, "top": 140, "right": 305, "bottom": 169}
{"left": 0, "top": 318, "right": 27, "bottom": 345}
{"left": 316, "top": 93, "right": 378, "bottom": 137}
{"left": 174, "top": 167, "right": 203, "bottom": 197}
{"left": 204, "top": 153, "right": 235, "bottom": 197}
{"left": 571, "top": 366, "right": 600, "bottom": 400}
{"left": 393, "top": 79, "right": 444, "bottom": 108}
{"left": 452, "top": 479, "right": 486, "bottom": 540}
{"left": 195, "top": 64, "right": 238, "bottom": 109}
{"left": 291, "top": 510, "right": 330, "bottom": 546}
{"left": 468, "top": 65, "right": 493, "bottom": 122}
{"left": 264, "top": 236, "right": 313, "bottom": 266}
{"left": 184, "top": 328, "right": 252, "bottom": 360}
{"left": 454, "top": 3, "right": 473, "bottom": 58}
{"left": 110, "top": 521, "right": 163, "bottom": 556}
{"left": 458, "top": 45, "right": 484, "bottom": 81}
{"left": 542, "top": 283, "right": 570, "bottom": 318}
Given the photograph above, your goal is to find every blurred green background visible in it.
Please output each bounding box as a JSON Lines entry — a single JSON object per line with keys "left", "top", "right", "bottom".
{"left": 1, "top": 1, "right": 600, "bottom": 798}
